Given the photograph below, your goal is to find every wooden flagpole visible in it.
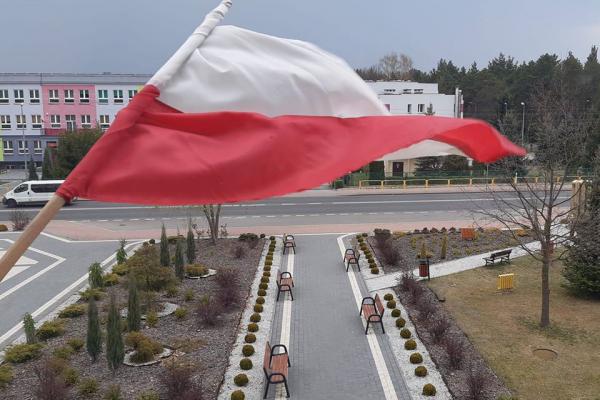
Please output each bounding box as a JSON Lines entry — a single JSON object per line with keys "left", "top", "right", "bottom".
{"left": 0, "top": 0, "right": 234, "bottom": 283}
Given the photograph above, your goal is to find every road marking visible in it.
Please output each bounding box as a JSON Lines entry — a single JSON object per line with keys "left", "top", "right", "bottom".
{"left": 337, "top": 234, "right": 398, "bottom": 400}
{"left": 0, "top": 250, "right": 37, "bottom": 266}
{"left": 130, "top": 218, "right": 139, "bottom": 221}
{"left": 0, "top": 266, "right": 30, "bottom": 283}
{"left": 295, "top": 214, "right": 305, "bottom": 217}
{"left": 0, "top": 241, "right": 144, "bottom": 348}
{"left": 98, "top": 219, "right": 108, "bottom": 222}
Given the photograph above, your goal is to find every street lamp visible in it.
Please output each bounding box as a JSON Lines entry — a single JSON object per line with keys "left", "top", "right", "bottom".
{"left": 504, "top": 101, "right": 508, "bottom": 114}
{"left": 19, "top": 104, "right": 27, "bottom": 178}
{"left": 520, "top": 102, "right": 526, "bottom": 146}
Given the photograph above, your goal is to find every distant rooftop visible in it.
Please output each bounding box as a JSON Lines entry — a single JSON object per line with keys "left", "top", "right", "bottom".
{"left": 0, "top": 73, "right": 152, "bottom": 85}
{"left": 365, "top": 81, "right": 440, "bottom": 95}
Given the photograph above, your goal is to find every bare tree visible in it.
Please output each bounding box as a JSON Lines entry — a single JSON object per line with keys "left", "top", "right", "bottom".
{"left": 378, "top": 52, "right": 413, "bottom": 80}
{"left": 476, "top": 84, "right": 591, "bottom": 328}
{"left": 202, "top": 205, "right": 222, "bottom": 245}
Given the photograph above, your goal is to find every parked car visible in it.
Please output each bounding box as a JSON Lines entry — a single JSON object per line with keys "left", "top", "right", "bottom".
{"left": 2, "top": 180, "right": 71, "bottom": 207}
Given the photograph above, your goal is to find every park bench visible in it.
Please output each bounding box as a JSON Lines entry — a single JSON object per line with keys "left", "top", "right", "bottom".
{"left": 282, "top": 234, "right": 296, "bottom": 254}
{"left": 276, "top": 271, "right": 294, "bottom": 301}
{"left": 484, "top": 249, "right": 512, "bottom": 265}
{"left": 461, "top": 227, "right": 476, "bottom": 240}
{"left": 359, "top": 293, "right": 385, "bottom": 334}
{"left": 344, "top": 247, "right": 361, "bottom": 272}
{"left": 263, "top": 341, "right": 291, "bottom": 399}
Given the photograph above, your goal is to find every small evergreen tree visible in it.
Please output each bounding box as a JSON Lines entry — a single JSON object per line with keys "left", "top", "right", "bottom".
{"left": 23, "top": 313, "right": 36, "bottom": 344}
{"left": 174, "top": 239, "right": 185, "bottom": 280}
{"left": 28, "top": 158, "right": 39, "bottom": 181}
{"left": 41, "top": 147, "right": 54, "bottom": 179}
{"left": 186, "top": 219, "right": 196, "bottom": 264}
{"left": 106, "top": 292, "right": 124, "bottom": 374}
{"left": 88, "top": 262, "right": 104, "bottom": 289}
{"left": 127, "top": 276, "right": 141, "bottom": 332}
{"left": 160, "top": 224, "right": 170, "bottom": 267}
{"left": 440, "top": 235, "right": 448, "bottom": 260}
{"left": 116, "top": 239, "right": 127, "bottom": 265}
{"left": 86, "top": 296, "right": 102, "bottom": 362}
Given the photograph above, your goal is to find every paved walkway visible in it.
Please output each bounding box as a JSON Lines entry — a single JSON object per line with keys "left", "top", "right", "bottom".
{"left": 270, "top": 234, "right": 411, "bottom": 400}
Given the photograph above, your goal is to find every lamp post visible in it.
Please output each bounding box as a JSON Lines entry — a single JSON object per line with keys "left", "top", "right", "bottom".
{"left": 520, "top": 101, "right": 526, "bottom": 146}
{"left": 19, "top": 104, "right": 27, "bottom": 178}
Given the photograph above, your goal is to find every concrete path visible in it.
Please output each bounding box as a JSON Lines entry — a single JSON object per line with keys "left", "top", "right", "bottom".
{"left": 270, "top": 234, "right": 411, "bottom": 400}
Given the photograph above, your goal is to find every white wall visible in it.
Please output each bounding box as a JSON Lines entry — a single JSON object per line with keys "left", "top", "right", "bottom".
{"left": 0, "top": 83, "right": 44, "bottom": 136}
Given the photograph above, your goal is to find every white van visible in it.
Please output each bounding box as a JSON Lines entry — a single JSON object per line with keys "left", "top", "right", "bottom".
{"left": 2, "top": 180, "right": 68, "bottom": 207}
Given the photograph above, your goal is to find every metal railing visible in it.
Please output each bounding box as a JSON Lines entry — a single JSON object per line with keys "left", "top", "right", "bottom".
{"left": 357, "top": 175, "right": 590, "bottom": 189}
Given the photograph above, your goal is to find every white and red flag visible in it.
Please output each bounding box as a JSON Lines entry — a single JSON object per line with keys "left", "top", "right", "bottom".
{"left": 56, "top": 0, "right": 525, "bottom": 205}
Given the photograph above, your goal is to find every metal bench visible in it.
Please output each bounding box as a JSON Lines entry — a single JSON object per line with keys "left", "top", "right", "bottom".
{"left": 484, "top": 249, "right": 512, "bottom": 265}
{"left": 263, "top": 341, "right": 291, "bottom": 398}
{"left": 344, "top": 247, "right": 361, "bottom": 272}
{"left": 359, "top": 293, "right": 385, "bottom": 334}
{"left": 282, "top": 234, "right": 296, "bottom": 254}
{"left": 276, "top": 271, "right": 294, "bottom": 301}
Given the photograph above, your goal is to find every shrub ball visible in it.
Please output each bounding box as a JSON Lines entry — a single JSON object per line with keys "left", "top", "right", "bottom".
{"left": 396, "top": 318, "right": 406, "bottom": 328}
{"left": 410, "top": 353, "right": 423, "bottom": 364}
{"left": 386, "top": 300, "right": 396, "bottom": 309}
{"left": 239, "top": 358, "right": 253, "bottom": 370}
{"left": 257, "top": 289, "right": 267, "bottom": 297}
{"left": 422, "top": 384, "right": 436, "bottom": 396}
{"left": 391, "top": 309, "right": 401, "bottom": 318}
{"left": 263, "top": 271, "right": 271, "bottom": 277}
{"left": 404, "top": 339, "right": 417, "bottom": 350}
{"left": 415, "top": 366, "right": 428, "bottom": 377}
{"left": 254, "top": 304, "right": 264, "bottom": 313}
{"left": 242, "top": 345, "right": 255, "bottom": 357}
{"left": 244, "top": 334, "right": 256, "bottom": 343}
{"left": 247, "top": 323, "right": 259, "bottom": 333}
{"left": 400, "top": 328, "right": 412, "bottom": 339}
{"left": 259, "top": 283, "right": 268, "bottom": 290}
{"left": 383, "top": 293, "right": 394, "bottom": 301}
{"left": 371, "top": 268, "right": 380, "bottom": 275}
{"left": 231, "top": 389, "right": 246, "bottom": 400}
{"left": 234, "top": 374, "right": 249, "bottom": 387}
{"left": 250, "top": 313, "right": 261, "bottom": 323}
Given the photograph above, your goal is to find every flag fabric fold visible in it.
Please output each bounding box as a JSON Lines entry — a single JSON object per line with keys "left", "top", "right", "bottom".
{"left": 56, "top": 25, "right": 525, "bottom": 205}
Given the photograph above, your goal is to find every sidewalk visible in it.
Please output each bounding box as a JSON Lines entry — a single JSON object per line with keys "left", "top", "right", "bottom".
{"left": 269, "top": 235, "right": 410, "bottom": 399}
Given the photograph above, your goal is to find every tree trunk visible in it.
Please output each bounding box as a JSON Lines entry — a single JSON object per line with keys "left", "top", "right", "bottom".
{"left": 540, "top": 254, "right": 551, "bottom": 327}
{"left": 203, "top": 205, "right": 221, "bottom": 245}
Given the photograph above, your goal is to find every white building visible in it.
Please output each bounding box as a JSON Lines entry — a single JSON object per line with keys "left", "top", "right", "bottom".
{"left": 365, "top": 81, "right": 464, "bottom": 176}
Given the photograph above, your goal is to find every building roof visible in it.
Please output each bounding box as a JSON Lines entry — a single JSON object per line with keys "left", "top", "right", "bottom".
{"left": 0, "top": 73, "right": 152, "bottom": 85}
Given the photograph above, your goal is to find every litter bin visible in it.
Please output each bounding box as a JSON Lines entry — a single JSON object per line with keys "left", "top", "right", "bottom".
{"left": 419, "top": 260, "right": 429, "bottom": 278}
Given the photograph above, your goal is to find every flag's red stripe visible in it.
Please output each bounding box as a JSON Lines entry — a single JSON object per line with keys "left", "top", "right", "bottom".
{"left": 57, "top": 85, "right": 525, "bottom": 205}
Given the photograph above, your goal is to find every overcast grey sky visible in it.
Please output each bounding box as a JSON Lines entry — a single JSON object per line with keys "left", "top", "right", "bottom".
{"left": 2, "top": 0, "right": 599, "bottom": 74}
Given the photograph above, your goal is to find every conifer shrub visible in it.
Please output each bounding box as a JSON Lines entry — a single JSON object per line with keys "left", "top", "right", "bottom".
{"left": 410, "top": 352, "right": 423, "bottom": 364}
{"left": 387, "top": 300, "right": 396, "bottom": 309}
{"left": 104, "top": 384, "right": 123, "bottom": 400}
{"left": 79, "top": 288, "right": 104, "bottom": 301}
{"left": 127, "top": 277, "right": 141, "bottom": 332}
{"left": 146, "top": 311, "right": 158, "bottom": 328}
{"left": 86, "top": 296, "right": 102, "bottom": 363}
{"left": 36, "top": 320, "right": 65, "bottom": 341}
{"left": 174, "top": 307, "right": 188, "bottom": 319}
{"left": 23, "top": 312, "right": 36, "bottom": 344}
{"left": 234, "top": 373, "right": 249, "bottom": 386}
{"left": 0, "top": 365, "right": 11, "bottom": 389}
{"left": 186, "top": 222, "right": 196, "bottom": 264}
{"left": 422, "top": 383, "right": 436, "bottom": 396}
{"left": 53, "top": 345, "right": 75, "bottom": 360}
{"left": 259, "top": 283, "right": 268, "bottom": 290}
{"left": 106, "top": 293, "right": 125, "bottom": 373}
{"left": 396, "top": 317, "right": 406, "bottom": 328}
{"left": 67, "top": 338, "right": 84, "bottom": 352}
{"left": 4, "top": 343, "right": 43, "bottom": 363}
{"left": 404, "top": 339, "right": 417, "bottom": 350}
{"left": 250, "top": 313, "right": 261, "bottom": 323}
{"left": 391, "top": 309, "right": 401, "bottom": 318}
{"left": 242, "top": 344, "right": 255, "bottom": 357}
{"left": 400, "top": 328, "right": 412, "bottom": 339}
{"left": 257, "top": 289, "right": 267, "bottom": 296}
{"left": 383, "top": 293, "right": 394, "bottom": 301}
{"left": 256, "top": 296, "right": 265, "bottom": 304}
{"left": 78, "top": 378, "right": 99, "bottom": 397}
{"left": 248, "top": 323, "right": 259, "bottom": 332}
{"left": 254, "top": 304, "right": 264, "bottom": 313}
{"left": 415, "top": 366, "right": 428, "bottom": 377}
{"left": 103, "top": 273, "right": 119, "bottom": 287}
{"left": 160, "top": 224, "right": 170, "bottom": 267}
{"left": 59, "top": 304, "right": 86, "bottom": 318}
{"left": 88, "top": 262, "right": 104, "bottom": 289}
{"left": 63, "top": 367, "right": 79, "bottom": 386}
{"left": 231, "top": 390, "right": 245, "bottom": 400}
{"left": 239, "top": 358, "right": 253, "bottom": 370}
{"left": 116, "top": 238, "right": 128, "bottom": 265}
{"left": 174, "top": 239, "right": 185, "bottom": 280}
{"left": 244, "top": 333, "right": 256, "bottom": 343}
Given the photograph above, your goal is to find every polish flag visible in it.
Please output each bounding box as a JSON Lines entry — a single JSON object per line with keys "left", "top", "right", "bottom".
{"left": 56, "top": 1, "right": 525, "bottom": 205}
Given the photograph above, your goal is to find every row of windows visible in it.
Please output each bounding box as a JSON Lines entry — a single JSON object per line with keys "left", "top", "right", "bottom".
{"left": 2, "top": 139, "right": 45, "bottom": 155}
{"left": 0, "top": 88, "right": 138, "bottom": 105}
{"left": 382, "top": 89, "right": 425, "bottom": 94}
{"left": 0, "top": 114, "right": 111, "bottom": 130}
{"left": 384, "top": 104, "right": 431, "bottom": 114}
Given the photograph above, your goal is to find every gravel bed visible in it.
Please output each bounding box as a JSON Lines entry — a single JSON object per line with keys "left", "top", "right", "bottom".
{"left": 375, "top": 289, "right": 451, "bottom": 400}
{"left": 0, "top": 237, "right": 263, "bottom": 400}
{"left": 394, "top": 283, "right": 513, "bottom": 400}
{"left": 218, "top": 238, "right": 282, "bottom": 400}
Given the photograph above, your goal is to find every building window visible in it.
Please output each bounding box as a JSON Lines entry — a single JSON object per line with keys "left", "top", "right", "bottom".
{"left": 403, "top": 89, "right": 412, "bottom": 94}
{"left": 30, "top": 89, "right": 40, "bottom": 104}
{"left": 81, "top": 114, "right": 91, "bottom": 128}
{"left": 66, "top": 114, "right": 76, "bottom": 131}
{"left": 49, "top": 89, "right": 59, "bottom": 104}
{"left": 384, "top": 104, "right": 391, "bottom": 111}
{"left": 64, "top": 89, "right": 74, "bottom": 104}
{"left": 99, "top": 114, "right": 110, "bottom": 129}
{"left": 16, "top": 114, "right": 26, "bottom": 129}
{"left": 3, "top": 140, "right": 13, "bottom": 155}
{"left": 0, "top": 115, "right": 11, "bottom": 129}
{"left": 113, "top": 90, "right": 124, "bottom": 104}
{"left": 31, "top": 115, "right": 42, "bottom": 129}
{"left": 79, "top": 89, "right": 90, "bottom": 104}
{"left": 407, "top": 104, "right": 412, "bottom": 114}
{"left": 14, "top": 89, "right": 25, "bottom": 104}
{"left": 18, "top": 140, "right": 29, "bottom": 155}
{"left": 98, "top": 89, "right": 108, "bottom": 104}
{"left": 414, "top": 89, "right": 424, "bottom": 94}
{"left": 383, "top": 89, "right": 396, "bottom": 93}
{"left": 417, "top": 104, "right": 425, "bottom": 113}
{"left": 128, "top": 89, "right": 138, "bottom": 100}
{"left": 0, "top": 90, "right": 8, "bottom": 104}
{"left": 50, "top": 114, "right": 61, "bottom": 128}
{"left": 33, "top": 140, "right": 42, "bottom": 155}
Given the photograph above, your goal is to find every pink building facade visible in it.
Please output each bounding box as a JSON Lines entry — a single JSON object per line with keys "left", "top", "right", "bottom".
{"left": 41, "top": 84, "right": 97, "bottom": 135}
